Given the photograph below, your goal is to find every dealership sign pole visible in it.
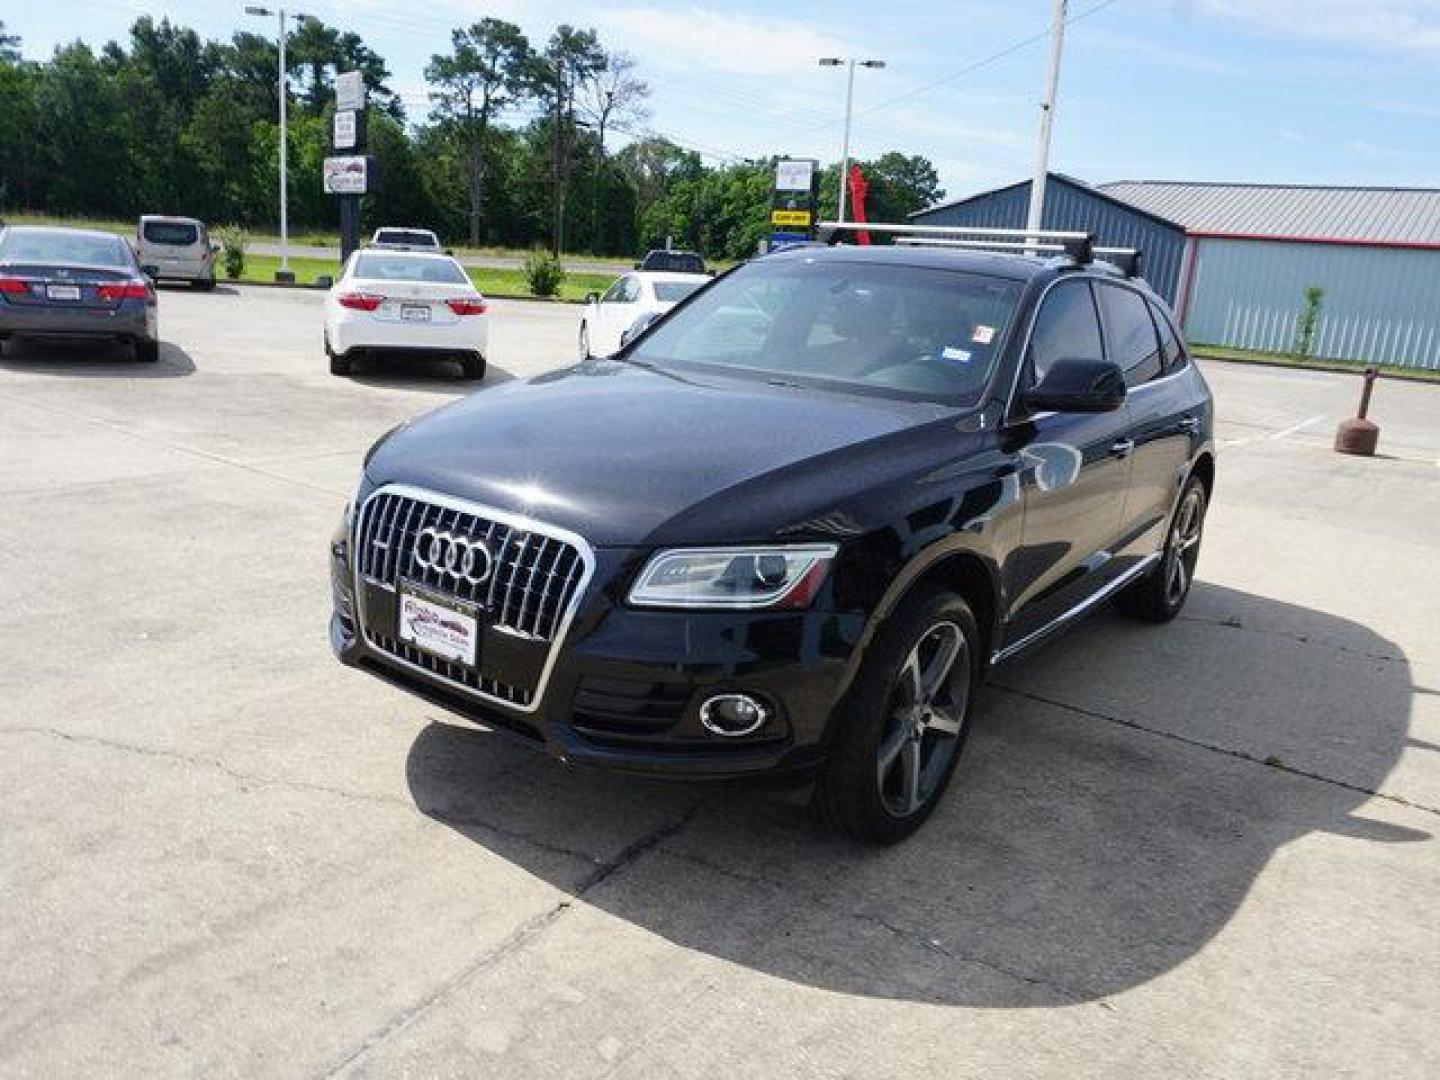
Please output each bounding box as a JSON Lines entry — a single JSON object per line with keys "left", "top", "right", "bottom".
{"left": 327, "top": 71, "right": 373, "bottom": 264}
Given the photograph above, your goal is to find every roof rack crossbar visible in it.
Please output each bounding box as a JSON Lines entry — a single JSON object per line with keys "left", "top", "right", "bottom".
{"left": 895, "top": 236, "right": 1067, "bottom": 253}
{"left": 820, "top": 219, "right": 1095, "bottom": 262}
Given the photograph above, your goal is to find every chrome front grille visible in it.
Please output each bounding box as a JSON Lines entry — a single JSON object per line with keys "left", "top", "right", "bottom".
{"left": 356, "top": 489, "right": 586, "bottom": 642}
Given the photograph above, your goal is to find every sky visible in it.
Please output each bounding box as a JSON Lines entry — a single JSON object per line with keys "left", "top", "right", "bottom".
{"left": 9, "top": 0, "right": 1440, "bottom": 204}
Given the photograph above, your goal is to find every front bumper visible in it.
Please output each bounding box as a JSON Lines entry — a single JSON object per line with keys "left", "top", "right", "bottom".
{"left": 330, "top": 534, "right": 860, "bottom": 781}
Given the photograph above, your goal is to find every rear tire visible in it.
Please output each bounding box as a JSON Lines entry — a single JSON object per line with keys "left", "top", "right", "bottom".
{"left": 133, "top": 337, "right": 160, "bottom": 363}
{"left": 195, "top": 278, "right": 216, "bottom": 292}
{"left": 1116, "top": 476, "right": 1207, "bottom": 623}
{"left": 325, "top": 333, "right": 352, "bottom": 376}
{"left": 816, "top": 589, "right": 981, "bottom": 844}
{"left": 460, "top": 351, "right": 486, "bottom": 380}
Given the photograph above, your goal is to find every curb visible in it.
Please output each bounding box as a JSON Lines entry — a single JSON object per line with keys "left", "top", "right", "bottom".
{"left": 1193, "top": 350, "right": 1440, "bottom": 387}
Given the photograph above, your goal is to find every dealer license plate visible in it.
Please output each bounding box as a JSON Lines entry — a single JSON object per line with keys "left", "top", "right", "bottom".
{"left": 397, "top": 582, "right": 478, "bottom": 666}
{"left": 47, "top": 285, "right": 81, "bottom": 301}
{"left": 401, "top": 304, "right": 431, "bottom": 322}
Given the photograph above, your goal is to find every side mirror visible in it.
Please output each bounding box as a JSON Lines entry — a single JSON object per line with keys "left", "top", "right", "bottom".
{"left": 633, "top": 261, "right": 642, "bottom": 270}
{"left": 1022, "top": 358, "right": 1126, "bottom": 413}
{"left": 584, "top": 291, "right": 600, "bottom": 305}
{"left": 210, "top": 241, "right": 221, "bottom": 254}
{"left": 444, "top": 248, "right": 454, "bottom": 256}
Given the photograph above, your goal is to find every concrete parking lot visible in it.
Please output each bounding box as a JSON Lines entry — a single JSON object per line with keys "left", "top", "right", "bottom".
{"left": 2, "top": 285, "right": 1438, "bottom": 1078}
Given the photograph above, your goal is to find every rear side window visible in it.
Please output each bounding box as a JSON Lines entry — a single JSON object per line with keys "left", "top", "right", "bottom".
{"left": 1027, "top": 281, "right": 1103, "bottom": 384}
{"left": 1149, "top": 300, "right": 1186, "bottom": 371}
{"left": 143, "top": 221, "right": 200, "bottom": 246}
{"left": 1097, "top": 284, "right": 1163, "bottom": 387}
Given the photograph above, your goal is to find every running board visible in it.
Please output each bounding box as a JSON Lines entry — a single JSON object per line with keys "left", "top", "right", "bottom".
{"left": 989, "top": 553, "right": 1162, "bottom": 667}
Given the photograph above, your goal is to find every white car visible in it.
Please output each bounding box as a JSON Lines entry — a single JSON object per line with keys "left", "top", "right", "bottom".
{"left": 324, "top": 249, "right": 489, "bottom": 379}
{"left": 578, "top": 270, "right": 709, "bottom": 359}
{"left": 370, "top": 227, "right": 442, "bottom": 251}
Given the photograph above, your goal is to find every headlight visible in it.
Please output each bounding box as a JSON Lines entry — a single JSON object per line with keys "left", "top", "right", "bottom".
{"left": 628, "top": 544, "right": 838, "bottom": 609}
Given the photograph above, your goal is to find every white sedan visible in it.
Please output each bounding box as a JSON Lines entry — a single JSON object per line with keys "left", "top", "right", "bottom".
{"left": 324, "top": 249, "right": 489, "bottom": 379}
{"left": 578, "top": 270, "right": 709, "bottom": 359}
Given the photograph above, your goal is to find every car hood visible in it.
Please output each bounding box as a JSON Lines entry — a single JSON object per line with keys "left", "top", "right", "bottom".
{"left": 365, "top": 361, "right": 955, "bottom": 547}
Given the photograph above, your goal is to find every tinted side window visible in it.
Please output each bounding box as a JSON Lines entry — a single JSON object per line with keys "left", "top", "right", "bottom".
{"left": 1149, "top": 299, "right": 1186, "bottom": 371}
{"left": 1027, "top": 281, "right": 1103, "bottom": 384}
{"left": 1097, "top": 284, "right": 1163, "bottom": 387}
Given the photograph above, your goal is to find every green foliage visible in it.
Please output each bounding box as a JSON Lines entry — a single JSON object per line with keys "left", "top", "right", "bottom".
{"left": 0, "top": 13, "right": 942, "bottom": 263}
{"left": 523, "top": 249, "right": 566, "bottom": 297}
{"left": 1293, "top": 285, "right": 1324, "bottom": 358}
{"left": 215, "top": 225, "right": 247, "bottom": 278}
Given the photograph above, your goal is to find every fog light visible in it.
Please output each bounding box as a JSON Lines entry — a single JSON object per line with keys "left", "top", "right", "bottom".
{"left": 700, "top": 693, "right": 771, "bottom": 738}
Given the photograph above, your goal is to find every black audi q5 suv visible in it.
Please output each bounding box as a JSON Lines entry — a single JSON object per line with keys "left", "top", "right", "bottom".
{"left": 331, "top": 238, "right": 1215, "bottom": 842}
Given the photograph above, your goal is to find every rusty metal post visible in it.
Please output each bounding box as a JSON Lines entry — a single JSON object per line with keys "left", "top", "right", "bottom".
{"left": 1334, "top": 366, "right": 1380, "bottom": 456}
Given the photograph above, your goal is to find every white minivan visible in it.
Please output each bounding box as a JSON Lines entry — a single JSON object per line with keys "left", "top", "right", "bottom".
{"left": 135, "top": 216, "right": 218, "bottom": 289}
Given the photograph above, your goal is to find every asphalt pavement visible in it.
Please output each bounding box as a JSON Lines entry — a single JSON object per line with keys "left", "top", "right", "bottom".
{"left": 1, "top": 284, "right": 1437, "bottom": 1078}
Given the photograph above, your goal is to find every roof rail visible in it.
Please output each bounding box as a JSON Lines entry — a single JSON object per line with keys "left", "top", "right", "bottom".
{"left": 820, "top": 220, "right": 1144, "bottom": 279}
{"left": 819, "top": 220, "right": 1096, "bottom": 263}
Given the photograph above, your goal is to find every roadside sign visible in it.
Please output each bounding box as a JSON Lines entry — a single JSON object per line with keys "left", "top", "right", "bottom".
{"left": 323, "top": 155, "right": 373, "bottom": 195}
{"left": 333, "top": 109, "right": 359, "bottom": 151}
{"left": 774, "top": 159, "right": 814, "bottom": 192}
{"left": 771, "top": 209, "right": 812, "bottom": 228}
{"left": 334, "top": 71, "right": 366, "bottom": 113}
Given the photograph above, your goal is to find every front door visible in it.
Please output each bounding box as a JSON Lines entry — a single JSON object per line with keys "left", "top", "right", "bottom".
{"left": 1001, "top": 279, "right": 1134, "bottom": 646}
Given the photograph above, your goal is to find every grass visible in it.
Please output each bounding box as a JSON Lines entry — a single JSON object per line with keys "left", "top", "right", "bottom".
{"left": 1192, "top": 343, "right": 1440, "bottom": 384}
{"left": 231, "top": 253, "right": 614, "bottom": 302}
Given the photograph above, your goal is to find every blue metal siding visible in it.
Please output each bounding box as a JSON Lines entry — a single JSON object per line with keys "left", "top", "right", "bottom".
{"left": 911, "top": 177, "right": 1187, "bottom": 304}
{"left": 1184, "top": 238, "right": 1440, "bottom": 370}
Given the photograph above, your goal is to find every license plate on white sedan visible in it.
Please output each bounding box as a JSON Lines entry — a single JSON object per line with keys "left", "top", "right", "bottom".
{"left": 46, "top": 285, "right": 81, "bottom": 301}
{"left": 397, "top": 581, "right": 478, "bottom": 666}
{"left": 401, "top": 304, "right": 432, "bottom": 322}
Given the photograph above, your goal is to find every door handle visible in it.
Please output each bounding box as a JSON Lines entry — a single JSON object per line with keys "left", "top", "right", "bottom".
{"left": 1110, "top": 438, "right": 1135, "bottom": 458}
{"left": 1178, "top": 416, "right": 1201, "bottom": 433}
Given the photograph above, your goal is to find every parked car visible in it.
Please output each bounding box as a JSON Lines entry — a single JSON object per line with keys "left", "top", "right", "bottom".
{"left": 636, "top": 248, "right": 706, "bottom": 274}
{"left": 324, "top": 248, "right": 488, "bottom": 379}
{"left": 330, "top": 236, "right": 1215, "bottom": 842}
{"left": 370, "top": 227, "right": 443, "bottom": 252}
{"left": 578, "top": 270, "right": 709, "bottom": 358}
{"left": 135, "top": 215, "right": 217, "bottom": 289}
{"left": 0, "top": 226, "right": 160, "bottom": 362}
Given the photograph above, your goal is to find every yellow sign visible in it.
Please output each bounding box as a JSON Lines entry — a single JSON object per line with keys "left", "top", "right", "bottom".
{"left": 771, "top": 209, "right": 812, "bottom": 227}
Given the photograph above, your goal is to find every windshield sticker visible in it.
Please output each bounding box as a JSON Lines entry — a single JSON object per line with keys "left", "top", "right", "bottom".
{"left": 971, "top": 325, "right": 996, "bottom": 345}
{"left": 941, "top": 346, "right": 973, "bottom": 364}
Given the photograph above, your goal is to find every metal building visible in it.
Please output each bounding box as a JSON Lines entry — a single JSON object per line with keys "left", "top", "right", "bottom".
{"left": 912, "top": 175, "right": 1440, "bottom": 370}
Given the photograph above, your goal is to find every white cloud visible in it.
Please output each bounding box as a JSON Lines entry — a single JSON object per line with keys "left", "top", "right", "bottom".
{"left": 1188, "top": 0, "right": 1440, "bottom": 52}
{"left": 603, "top": 6, "right": 857, "bottom": 76}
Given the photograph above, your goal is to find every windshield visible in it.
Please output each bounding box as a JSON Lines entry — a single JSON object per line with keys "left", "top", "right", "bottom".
{"left": 0, "top": 229, "right": 132, "bottom": 268}
{"left": 625, "top": 258, "right": 1022, "bottom": 404}
{"left": 143, "top": 221, "right": 200, "bottom": 246}
{"left": 653, "top": 280, "right": 703, "bottom": 303}
{"left": 375, "top": 230, "right": 437, "bottom": 247}
{"left": 351, "top": 254, "right": 469, "bottom": 284}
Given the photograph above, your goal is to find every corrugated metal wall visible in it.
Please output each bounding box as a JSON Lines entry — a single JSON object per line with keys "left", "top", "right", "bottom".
{"left": 911, "top": 176, "right": 1187, "bottom": 304}
{"left": 1184, "top": 238, "right": 1440, "bottom": 369}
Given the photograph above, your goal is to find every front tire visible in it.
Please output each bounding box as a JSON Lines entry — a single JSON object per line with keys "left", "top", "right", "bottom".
{"left": 1117, "top": 476, "right": 1207, "bottom": 623}
{"left": 817, "top": 589, "right": 981, "bottom": 844}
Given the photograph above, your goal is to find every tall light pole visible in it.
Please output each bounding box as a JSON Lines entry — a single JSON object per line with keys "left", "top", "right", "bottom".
{"left": 244, "top": 6, "right": 310, "bottom": 280}
{"left": 1024, "top": 0, "right": 1068, "bottom": 239}
{"left": 819, "top": 57, "right": 885, "bottom": 223}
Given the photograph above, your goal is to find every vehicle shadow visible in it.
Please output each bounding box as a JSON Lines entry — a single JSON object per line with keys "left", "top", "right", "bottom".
{"left": 404, "top": 582, "right": 1421, "bottom": 1007}
{"left": 0, "top": 338, "right": 196, "bottom": 378}
{"left": 350, "top": 356, "right": 517, "bottom": 394}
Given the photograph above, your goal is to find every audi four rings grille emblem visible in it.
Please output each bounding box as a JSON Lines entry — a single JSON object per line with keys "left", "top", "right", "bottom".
{"left": 413, "top": 526, "right": 494, "bottom": 585}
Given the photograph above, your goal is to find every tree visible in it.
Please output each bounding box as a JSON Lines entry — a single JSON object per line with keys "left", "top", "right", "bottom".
{"left": 579, "top": 51, "right": 648, "bottom": 253}
{"left": 425, "top": 19, "right": 533, "bottom": 246}
{"left": 288, "top": 18, "right": 399, "bottom": 119}
{"left": 0, "top": 20, "right": 22, "bottom": 62}
{"left": 534, "top": 25, "right": 604, "bottom": 254}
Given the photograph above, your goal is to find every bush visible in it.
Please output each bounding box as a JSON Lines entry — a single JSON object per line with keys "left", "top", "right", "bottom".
{"left": 523, "top": 249, "right": 565, "bottom": 297}
{"left": 216, "top": 225, "right": 247, "bottom": 280}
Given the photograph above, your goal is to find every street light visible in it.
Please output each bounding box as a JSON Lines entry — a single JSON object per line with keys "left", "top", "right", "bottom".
{"left": 244, "top": 5, "right": 312, "bottom": 280}
{"left": 819, "top": 57, "right": 885, "bottom": 224}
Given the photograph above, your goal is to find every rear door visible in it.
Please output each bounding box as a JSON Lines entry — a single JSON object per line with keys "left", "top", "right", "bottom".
{"left": 1094, "top": 283, "right": 1195, "bottom": 560}
{"left": 1001, "top": 278, "right": 1136, "bottom": 646}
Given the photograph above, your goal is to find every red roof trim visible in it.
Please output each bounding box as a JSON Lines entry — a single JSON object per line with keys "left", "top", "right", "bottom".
{"left": 1188, "top": 230, "right": 1440, "bottom": 252}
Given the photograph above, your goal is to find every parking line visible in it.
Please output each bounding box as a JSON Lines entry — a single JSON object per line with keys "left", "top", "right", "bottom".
{"left": 1268, "top": 415, "right": 1325, "bottom": 441}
